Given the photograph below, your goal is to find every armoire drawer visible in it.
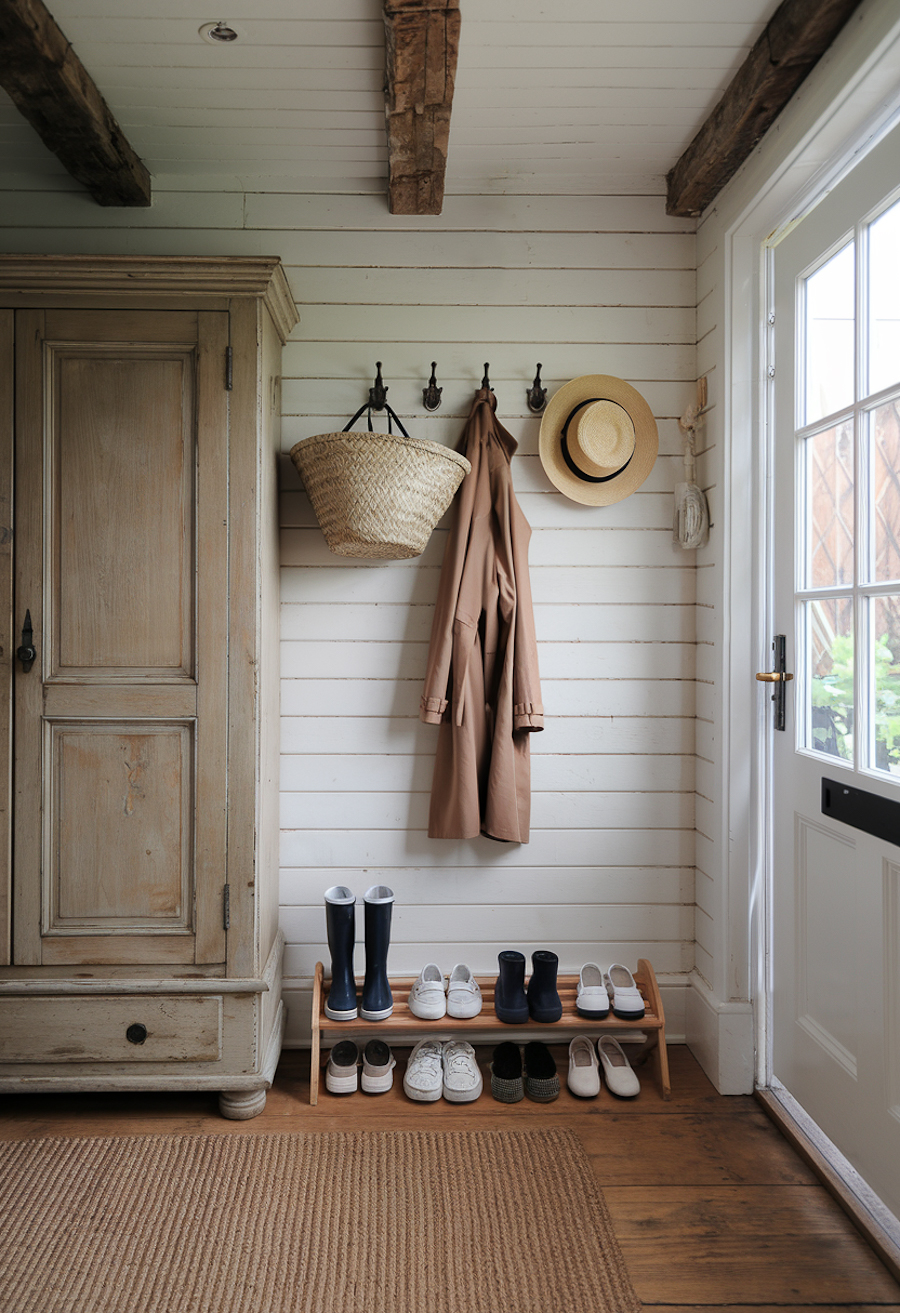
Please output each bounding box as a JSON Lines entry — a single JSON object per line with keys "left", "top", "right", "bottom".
{"left": 0, "top": 995, "right": 223, "bottom": 1063}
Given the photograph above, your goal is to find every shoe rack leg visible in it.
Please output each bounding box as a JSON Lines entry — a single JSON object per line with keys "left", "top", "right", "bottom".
{"left": 310, "top": 960, "right": 323, "bottom": 1107}
{"left": 655, "top": 1026, "right": 672, "bottom": 1100}
{"left": 636, "top": 957, "right": 671, "bottom": 1100}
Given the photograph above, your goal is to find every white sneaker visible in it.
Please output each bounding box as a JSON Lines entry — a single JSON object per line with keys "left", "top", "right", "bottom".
{"left": 408, "top": 964, "right": 447, "bottom": 1020}
{"left": 446, "top": 963, "right": 483, "bottom": 1019}
{"left": 403, "top": 1038, "right": 444, "bottom": 1101}
{"left": 442, "top": 1040, "right": 483, "bottom": 1103}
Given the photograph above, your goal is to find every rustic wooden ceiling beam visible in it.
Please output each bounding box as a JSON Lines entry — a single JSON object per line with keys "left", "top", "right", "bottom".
{"left": 0, "top": 0, "right": 150, "bottom": 206}
{"left": 666, "top": 0, "right": 866, "bottom": 218}
{"left": 383, "top": 0, "right": 460, "bottom": 216}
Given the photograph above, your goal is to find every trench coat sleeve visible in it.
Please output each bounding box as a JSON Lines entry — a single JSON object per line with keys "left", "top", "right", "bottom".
{"left": 419, "top": 388, "right": 544, "bottom": 843}
{"left": 510, "top": 500, "right": 544, "bottom": 732}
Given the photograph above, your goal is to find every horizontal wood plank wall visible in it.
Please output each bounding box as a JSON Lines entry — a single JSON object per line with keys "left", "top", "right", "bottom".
{"left": 273, "top": 190, "right": 698, "bottom": 1043}
{"left": 0, "top": 183, "right": 698, "bottom": 1045}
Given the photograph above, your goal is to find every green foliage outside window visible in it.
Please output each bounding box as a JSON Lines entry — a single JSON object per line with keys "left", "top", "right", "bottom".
{"left": 811, "top": 632, "right": 900, "bottom": 769}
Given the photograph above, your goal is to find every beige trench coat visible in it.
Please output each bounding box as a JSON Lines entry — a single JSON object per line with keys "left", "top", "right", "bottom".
{"left": 419, "top": 388, "right": 543, "bottom": 842}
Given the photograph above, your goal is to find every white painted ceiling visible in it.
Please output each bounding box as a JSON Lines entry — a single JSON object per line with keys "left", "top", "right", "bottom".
{"left": 0, "top": 0, "right": 780, "bottom": 196}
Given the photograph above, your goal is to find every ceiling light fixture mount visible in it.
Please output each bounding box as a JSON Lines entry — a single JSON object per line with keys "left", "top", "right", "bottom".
{"left": 200, "top": 20, "right": 240, "bottom": 44}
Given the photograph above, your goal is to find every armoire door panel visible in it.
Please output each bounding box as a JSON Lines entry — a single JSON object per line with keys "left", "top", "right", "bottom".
{"left": 13, "top": 308, "right": 228, "bottom": 968}
{"left": 49, "top": 349, "right": 194, "bottom": 680}
{"left": 0, "top": 309, "right": 12, "bottom": 966}
{"left": 47, "top": 723, "right": 192, "bottom": 933}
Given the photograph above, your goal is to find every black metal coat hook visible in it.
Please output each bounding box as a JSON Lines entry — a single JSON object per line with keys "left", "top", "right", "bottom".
{"left": 369, "top": 361, "right": 388, "bottom": 411}
{"left": 423, "top": 362, "right": 442, "bottom": 411}
{"left": 527, "top": 363, "right": 547, "bottom": 413}
{"left": 482, "top": 363, "right": 493, "bottom": 392}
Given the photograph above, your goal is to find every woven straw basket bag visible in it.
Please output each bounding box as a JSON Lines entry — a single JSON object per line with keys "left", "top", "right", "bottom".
{"left": 290, "top": 403, "right": 471, "bottom": 560}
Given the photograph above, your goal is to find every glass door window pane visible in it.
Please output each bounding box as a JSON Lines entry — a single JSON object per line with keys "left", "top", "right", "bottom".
{"left": 868, "top": 198, "right": 900, "bottom": 395}
{"left": 871, "top": 399, "right": 900, "bottom": 583}
{"left": 807, "top": 420, "right": 854, "bottom": 587}
{"left": 871, "top": 595, "right": 900, "bottom": 773}
{"left": 804, "top": 241, "right": 855, "bottom": 425}
{"left": 794, "top": 195, "right": 900, "bottom": 776}
{"left": 808, "top": 597, "right": 854, "bottom": 761}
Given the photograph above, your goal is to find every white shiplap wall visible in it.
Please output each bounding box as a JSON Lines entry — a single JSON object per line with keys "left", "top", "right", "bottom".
{"left": 274, "top": 191, "right": 697, "bottom": 1042}
{"left": 0, "top": 182, "right": 697, "bottom": 1045}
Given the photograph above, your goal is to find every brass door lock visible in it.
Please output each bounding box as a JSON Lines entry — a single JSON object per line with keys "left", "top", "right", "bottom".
{"left": 757, "top": 634, "right": 793, "bottom": 730}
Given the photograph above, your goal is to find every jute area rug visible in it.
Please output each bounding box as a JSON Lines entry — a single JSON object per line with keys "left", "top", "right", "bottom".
{"left": 0, "top": 1127, "right": 641, "bottom": 1313}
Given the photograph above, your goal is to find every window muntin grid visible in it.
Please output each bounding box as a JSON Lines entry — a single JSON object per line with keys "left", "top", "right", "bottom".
{"left": 797, "top": 197, "right": 900, "bottom": 777}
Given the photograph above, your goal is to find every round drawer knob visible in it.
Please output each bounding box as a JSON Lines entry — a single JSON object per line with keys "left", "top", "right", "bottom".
{"left": 126, "top": 1023, "right": 148, "bottom": 1045}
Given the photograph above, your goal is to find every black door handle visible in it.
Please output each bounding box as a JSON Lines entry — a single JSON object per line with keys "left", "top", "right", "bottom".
{"left": 17, "top": 610, "right": 36, "bottom": 672}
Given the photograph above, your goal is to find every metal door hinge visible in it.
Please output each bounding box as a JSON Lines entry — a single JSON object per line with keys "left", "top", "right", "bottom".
{"left": 223, "top": 883, "right": 231, "bottom": 930}
{"left": 225, "top": 346, "right": 233, "bottom": 391}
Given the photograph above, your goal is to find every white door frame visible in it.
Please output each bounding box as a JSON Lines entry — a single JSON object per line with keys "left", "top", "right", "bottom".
{"left": 721, "top": 10, "right": 900, "bottom": 1097}
{"left": 712, "top": 10, "right": 900, "bottom": 1246}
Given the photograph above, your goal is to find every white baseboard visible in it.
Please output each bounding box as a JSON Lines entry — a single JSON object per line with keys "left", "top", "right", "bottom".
{"left": 685, "top": 971, "right": 754, "bottom": 1094}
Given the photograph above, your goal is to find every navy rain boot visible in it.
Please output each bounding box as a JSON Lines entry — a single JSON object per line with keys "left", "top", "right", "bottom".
{"left": 527, "top": 950, "right": 563, "bottom": 1022}
{"left": 494, "top": 950, "right": 530, "bottom": 1024}
{"left": 324, "top": 886, "right": 358, "bottom": 1021}
{"left": 361, "top": 885, "right": 394, "bottom": 1021}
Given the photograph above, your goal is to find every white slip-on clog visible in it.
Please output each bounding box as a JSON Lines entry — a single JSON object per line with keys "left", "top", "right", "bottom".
{"left": 324, "top": 1040, "right": 360, "bottom": 1095}
{"left": 597, "top": 1036, "right": 641, "bottom": 1098}
{"left": 576, "top": 962, "right": 610, "bottom": 1018}
{"left": 604, "top": 963, "right": 646, "bottom": 1019}
{"left": 408, "top": 963, "right": 447, "bottom": 1020}
{"left": 567, "top": 1035, "right": 601, "bottom": 1098}
{"left": 442, "top": 1040, "right": 483, "bottom": 1103}
{"left": 446, "top": 963, "right": 483, "bottom": 1018}
{"left": 403, "top": 1038, "right": 444, "bottom": 1102}
{"left": 360, "top": 1038, "right": 396, "bottom": 1094}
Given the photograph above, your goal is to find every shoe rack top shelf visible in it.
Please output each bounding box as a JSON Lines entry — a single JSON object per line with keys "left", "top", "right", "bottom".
{"left": 309, "top": 958, "right": 670, "bottom": 1106}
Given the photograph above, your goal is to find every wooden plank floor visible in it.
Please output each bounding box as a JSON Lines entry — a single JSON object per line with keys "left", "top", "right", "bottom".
{"left": 1, "top": 1043, "right": 898, "bottom": 1311}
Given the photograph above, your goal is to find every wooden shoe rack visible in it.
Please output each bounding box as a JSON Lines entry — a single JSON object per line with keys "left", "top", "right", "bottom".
{"left": 309, "top": 958, "right": 670, "bottom": 1105}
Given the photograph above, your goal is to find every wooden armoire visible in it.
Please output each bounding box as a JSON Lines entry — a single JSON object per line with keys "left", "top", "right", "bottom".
{"left": 0, "top": 256, "right": 297, "bottom": 1118}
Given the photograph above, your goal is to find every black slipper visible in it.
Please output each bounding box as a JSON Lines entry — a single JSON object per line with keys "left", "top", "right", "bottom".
{"left": 523, "top": 1040, "right": 560, "bottom": 1102}
{"left": 490, "top": 1041, "right": 524, "bottom": 1103}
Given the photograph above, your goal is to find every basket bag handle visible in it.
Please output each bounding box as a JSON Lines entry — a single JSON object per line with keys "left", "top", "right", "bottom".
{"left": 343, "top": 402, "right": 411, "bottom": 439}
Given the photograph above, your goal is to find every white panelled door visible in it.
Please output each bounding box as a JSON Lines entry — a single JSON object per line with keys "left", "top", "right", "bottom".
{"left": 769, "top": 121, "right": 900, "bottom": 1219}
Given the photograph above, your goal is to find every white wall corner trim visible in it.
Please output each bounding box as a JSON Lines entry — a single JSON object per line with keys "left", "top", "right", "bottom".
{"left": 686, "top": 970, "right": 754, "bottom": 1094}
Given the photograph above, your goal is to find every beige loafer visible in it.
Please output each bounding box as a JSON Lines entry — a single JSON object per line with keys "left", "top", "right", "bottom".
{"left": 597, "top": 1036, "right": 640, "bottom": 1098}
{"left": 567, "top": 1035, "right": 601, "bottom": 1098}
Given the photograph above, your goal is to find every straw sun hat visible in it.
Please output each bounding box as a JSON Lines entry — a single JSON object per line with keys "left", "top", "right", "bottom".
{"left": 539, "top": 374, "right": 658, "bottom": 506}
